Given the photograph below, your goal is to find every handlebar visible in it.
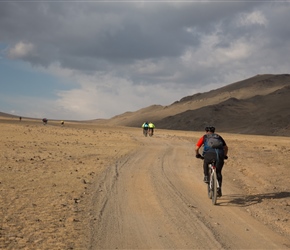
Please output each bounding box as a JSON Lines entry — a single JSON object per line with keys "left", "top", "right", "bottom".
{"left": 196, "top": 155, "right": 204, "bottom": 160}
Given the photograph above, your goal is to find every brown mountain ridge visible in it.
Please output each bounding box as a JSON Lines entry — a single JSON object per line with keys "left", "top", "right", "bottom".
{"left": 1, "top": 74, "right": 290, "bottom": 136}
{"left": 100, "top": 74, "right": 290, "bottom": 136}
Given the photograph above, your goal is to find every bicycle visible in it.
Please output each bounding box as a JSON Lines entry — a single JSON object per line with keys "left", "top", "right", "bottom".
{"left": 200, "top": 157, "right": 220, "bottom": 205}
{"left": 143, "top": 129, "right": 148, "bottom": 137}
{"left": 148, "top": 128, "right": 154, "bottom": 137}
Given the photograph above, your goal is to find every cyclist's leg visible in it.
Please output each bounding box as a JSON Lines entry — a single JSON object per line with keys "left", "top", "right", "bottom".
{"left": 216, "top": 154, "right": 224, "bottom": 196}
{"left": 203, "top": 157, "right": 209, "bottom": 181}
{"left": 216, "top": 156, "right": 224, "bottom": 187}
{"left": 216, "top": 168, "right": 223, "bottom": 196}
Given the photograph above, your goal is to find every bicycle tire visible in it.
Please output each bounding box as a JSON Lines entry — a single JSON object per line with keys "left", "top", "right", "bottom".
{"left": 207, "top": 168, "right": 212, "bottom": 199}
{"left": 212, "top": 170, "right": 218, "bottom": 205}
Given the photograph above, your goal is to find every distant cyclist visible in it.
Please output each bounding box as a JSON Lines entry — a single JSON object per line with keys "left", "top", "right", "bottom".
{"left": 195, "top": 126, "right": 228, "bottom": 196}
{"left": 142, "top": 121, "right": 149, "bottom": 136}
{"left": 148, "top": 122, "right": 155, "bottom": 136}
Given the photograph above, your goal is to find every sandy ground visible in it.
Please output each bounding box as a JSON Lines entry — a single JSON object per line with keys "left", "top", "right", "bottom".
{"left": 1, "top": 117, "right": 290, "bottom": 249}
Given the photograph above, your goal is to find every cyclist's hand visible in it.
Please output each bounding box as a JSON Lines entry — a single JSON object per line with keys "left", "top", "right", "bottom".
{"left": 196, "top": 154, "right": 202, "bottom": 159}
{"left": 224, "top": 155, "right": 228, "bottom": 160}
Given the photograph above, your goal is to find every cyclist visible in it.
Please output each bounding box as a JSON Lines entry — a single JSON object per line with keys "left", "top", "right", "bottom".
{"left": 142, "top": 121, "right": 149, "bottom": 135}
{"left": 148, "top": 122, "right": 155, "bottom": 136}
{"left": 195, "top": 126, "right": 228, "bottom": 197}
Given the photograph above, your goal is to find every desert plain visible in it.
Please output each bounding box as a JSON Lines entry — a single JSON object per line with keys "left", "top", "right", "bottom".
{"left": 0, "top": 117, "right": 290, "bottom": 249}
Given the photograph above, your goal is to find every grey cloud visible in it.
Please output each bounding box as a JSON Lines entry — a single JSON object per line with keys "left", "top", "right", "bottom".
{"left": 0, "top": 2, "right": 261, "bottom": 59}
{"left": 1, "top": 1, "right": 289, "bottom": 86}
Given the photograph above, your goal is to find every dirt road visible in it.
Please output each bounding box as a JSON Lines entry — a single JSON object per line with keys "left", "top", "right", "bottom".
{"left": 89, "top": 129, "right": 290, "bottom": 249}
{"left": 1, "top": 120, "right": 289, "bottom": 249}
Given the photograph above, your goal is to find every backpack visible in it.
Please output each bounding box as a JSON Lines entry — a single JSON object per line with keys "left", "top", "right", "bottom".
{"left": 204, "top": 133, "right": 223, "bottom": 150}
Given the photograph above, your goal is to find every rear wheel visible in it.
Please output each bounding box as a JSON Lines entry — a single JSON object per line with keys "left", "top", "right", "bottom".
{"left": 211, "top": 170, "right": 218, "bottom": 205}
{"left": 207, "top": 167, "right": 212, "bottom": 199}
{"left": 207, "top": 182, "right": 212, "bottom": 199}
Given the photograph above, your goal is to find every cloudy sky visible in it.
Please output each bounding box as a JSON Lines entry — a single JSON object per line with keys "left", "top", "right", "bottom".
{"left": 0, "top": 0, "right": 289, "bottom": 120}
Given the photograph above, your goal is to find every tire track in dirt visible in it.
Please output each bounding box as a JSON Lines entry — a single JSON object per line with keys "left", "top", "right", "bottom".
{"left": 89, "top": 131, "right": 290, "bottom": 249}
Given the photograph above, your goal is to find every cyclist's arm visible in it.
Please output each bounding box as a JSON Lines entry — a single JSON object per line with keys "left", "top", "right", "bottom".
{"left": 195, "top": 136, "right": 204, "bottom": 155}
{"left": 224, "top": 145, "right": 228, "bottom": 156}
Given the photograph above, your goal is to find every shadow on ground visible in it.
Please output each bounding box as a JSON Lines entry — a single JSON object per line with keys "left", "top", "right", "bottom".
{"left": 218, "top": 191, "right": 290, "bottom": 207}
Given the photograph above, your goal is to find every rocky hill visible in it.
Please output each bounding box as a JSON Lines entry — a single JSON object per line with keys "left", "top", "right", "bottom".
{"left": 98, "top": 74, "right": 290, "bottom": 136}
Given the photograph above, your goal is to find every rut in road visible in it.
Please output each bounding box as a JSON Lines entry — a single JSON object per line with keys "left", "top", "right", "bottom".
{"left": 89, "top": 132, "right": 290, "bottom": 249}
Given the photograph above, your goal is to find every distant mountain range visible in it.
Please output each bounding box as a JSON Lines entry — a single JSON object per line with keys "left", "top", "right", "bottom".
{"left": 98, "top": 74, "right": 290, "bottom": 136}
{"left": 0, "top": 112, "right": 19, "bottom": 118}
{"left": 1, "top": 74, "right": 290, "bottom": 136}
